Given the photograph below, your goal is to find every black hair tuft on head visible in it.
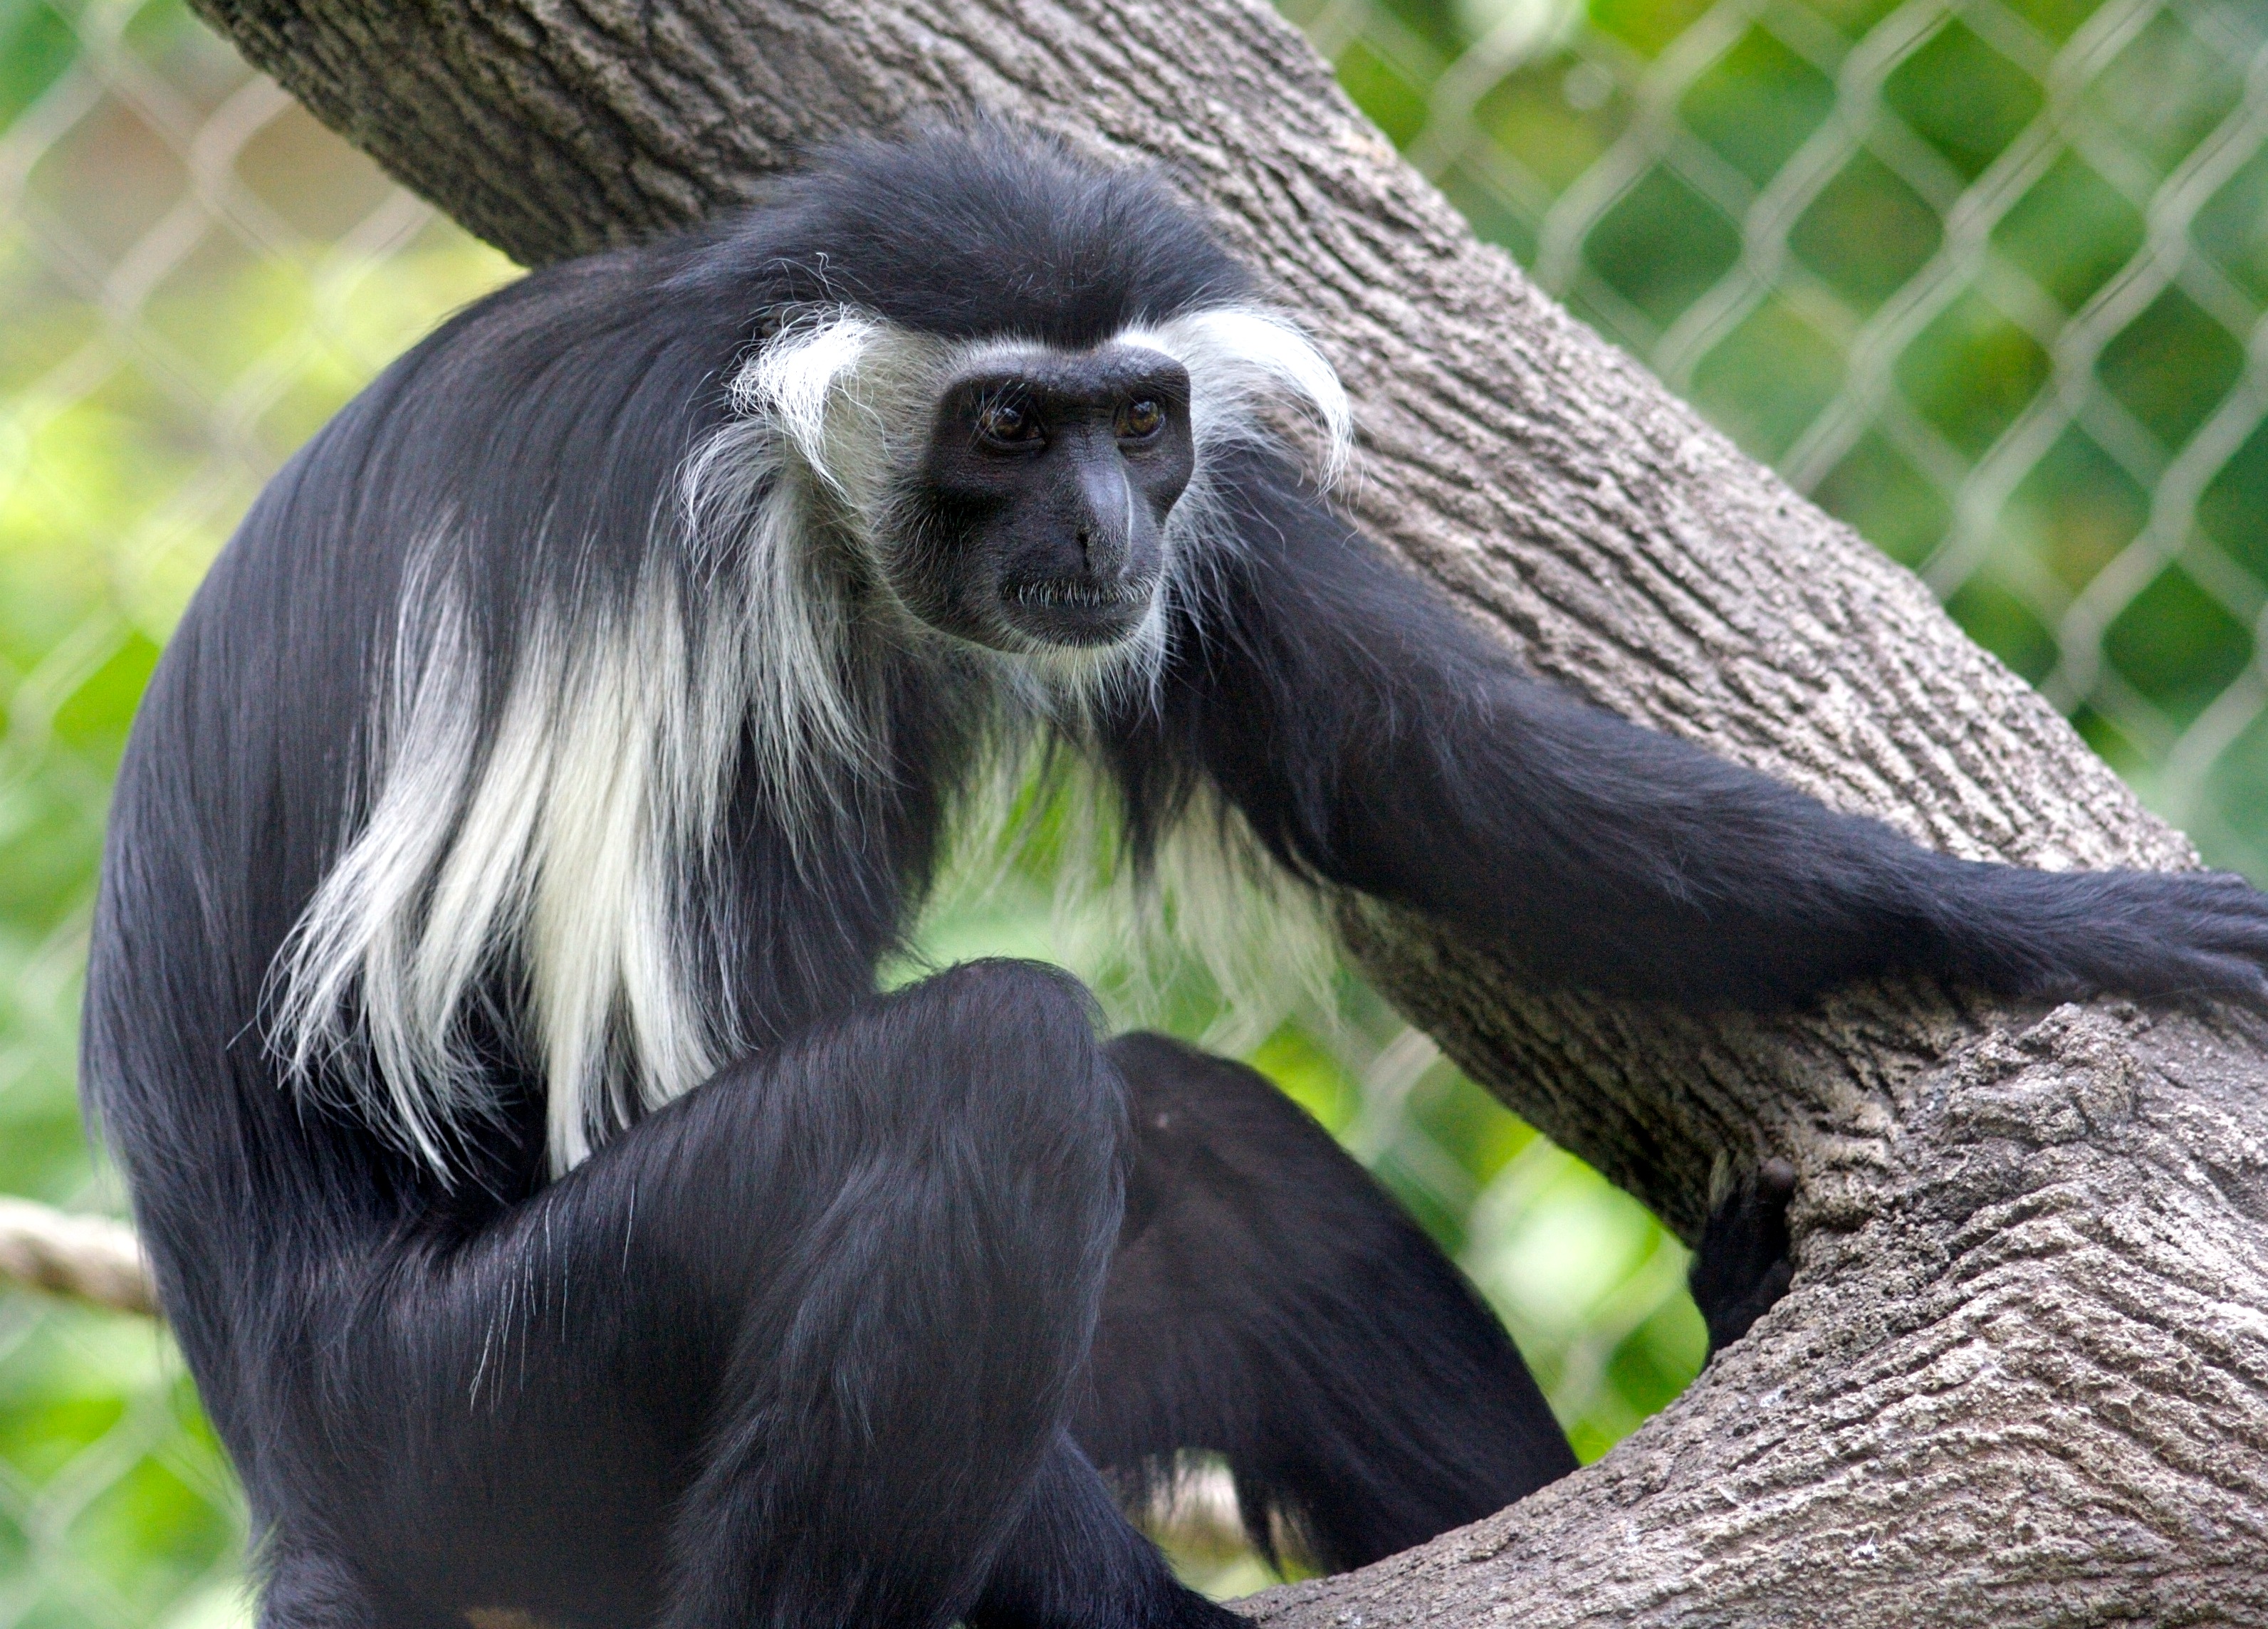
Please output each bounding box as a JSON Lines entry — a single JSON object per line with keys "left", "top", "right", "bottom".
{"left": 680, "top": 124, "right": 1255, "bottom": 345}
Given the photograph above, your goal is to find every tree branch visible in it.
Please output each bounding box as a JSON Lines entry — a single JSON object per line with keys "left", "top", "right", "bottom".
{"left": 0, "top": 1197, "right": 155, "bottom": 1316}
{"left": 172, "top": 0, "right": 2268, "bottom": 1619}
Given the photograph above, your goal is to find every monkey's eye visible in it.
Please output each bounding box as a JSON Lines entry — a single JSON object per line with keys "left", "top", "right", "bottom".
{"left": 976, "top": 400, "right": 1040, "bottom": 446}
{"left": 1118, "top": 398, "right": 1165, "bottom": 439}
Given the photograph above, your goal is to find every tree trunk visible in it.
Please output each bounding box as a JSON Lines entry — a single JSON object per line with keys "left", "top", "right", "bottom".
{"left": 182, "top": 0, "right": 2268, "bottom": 1619}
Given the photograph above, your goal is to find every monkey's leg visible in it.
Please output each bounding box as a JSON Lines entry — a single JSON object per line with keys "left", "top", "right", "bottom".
{"left": 967, "top": 1432, "right": 1246, "bottom": 1629}
{"left": 1071, "top": 1034, "right": 1577, "bottom": 1576}
{"left": 644, "top": 960, "right": 1134, "bottom": 1629}
{"left": 302, "top": 962, "right": 1125, "bottom": 1629}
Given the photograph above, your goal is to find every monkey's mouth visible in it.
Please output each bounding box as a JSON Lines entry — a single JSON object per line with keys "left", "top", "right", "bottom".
{"left": 998, "top": 575, "right": 1158, "bottom": 645}
{"left": 1002, "top": 577, "right": 1156, "bottom": 610}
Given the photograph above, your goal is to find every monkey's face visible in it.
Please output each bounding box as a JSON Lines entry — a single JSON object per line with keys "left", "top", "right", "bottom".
{"left": 897, "top": 344, "right": 1195, "bottom": 651}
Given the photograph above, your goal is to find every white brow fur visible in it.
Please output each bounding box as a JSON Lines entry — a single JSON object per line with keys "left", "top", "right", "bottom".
{"left": 271, "top": 303, "right": 1352, "bottom": 1176}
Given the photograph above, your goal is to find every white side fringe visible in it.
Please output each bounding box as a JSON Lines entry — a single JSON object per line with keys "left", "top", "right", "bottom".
{"left": 271, "top": 303, "right": 1354, "bottom": 1177}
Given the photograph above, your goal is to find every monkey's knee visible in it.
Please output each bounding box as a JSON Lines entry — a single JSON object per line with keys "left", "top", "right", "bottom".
{"left": 892, "top": 958, "right": 1119, "bottom": 1116}
{"left": 874, "top": 958, "right": 1128, "bottom": 1248}
{"left": 682, "top": 963, "right": 1127, "bottom": 1585}
{"left": 1107, "top": 1030, "right": 1290, "bottom": 1123}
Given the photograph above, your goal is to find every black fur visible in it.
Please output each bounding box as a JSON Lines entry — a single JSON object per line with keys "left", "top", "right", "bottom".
{"left": 1082, "top": 1036, "right": 1574, "bottom": 1573}
{"left": 1107, "top": 446, "right": 2268, "bottom": 1009}
{"left": 80, "top": 129, "right": 2268, "bottom": 1629}
{"left": 1688, "top": 1158, "right": 1799, "bottom": 1356}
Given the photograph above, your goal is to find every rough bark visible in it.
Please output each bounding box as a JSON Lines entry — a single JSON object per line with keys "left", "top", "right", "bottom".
{"left": 178, "top": 0, "right": 2268, "bottom": 1620}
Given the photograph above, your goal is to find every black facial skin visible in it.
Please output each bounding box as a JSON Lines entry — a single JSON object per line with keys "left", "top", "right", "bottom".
{"left": 900, "top": 343, "right": 1196, "bottom": 650}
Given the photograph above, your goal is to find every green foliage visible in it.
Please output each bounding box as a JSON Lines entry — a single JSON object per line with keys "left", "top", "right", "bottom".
{"left": 1679, "top": 29, "right": 1834, "bottom": 189}
{"left": 1881, "top": 21, "right": 2041, "bottom": 184}
{"left": 1688, "top": 297, "right": 1843, "bottom": 461}
{"left": 2097, "top": 288, "right": 2244, "bottom": 452}
{"left": 2104, "top": 565, "right": 2252, "bottom": 726}
{"left": 1582, "top": 164, "right": 1741, "bottom": 336}
{"left": 1993, "top": 153, "right": 2143, "bottom": 313}
{"left": 0, "top": 0, "right": 72, "bottom": 125}
{"left": 1788, "top": 152, "right": 1943, "bottom": 313}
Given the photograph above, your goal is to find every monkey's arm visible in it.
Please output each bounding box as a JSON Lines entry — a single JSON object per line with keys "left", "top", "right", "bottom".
{"left": 1118, "top": 451, "right": 2268, "bottom": 1010}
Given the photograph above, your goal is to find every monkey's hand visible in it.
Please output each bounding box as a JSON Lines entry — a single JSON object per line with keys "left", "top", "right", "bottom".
{"left": 1688, "top": 1158, "right": 1797, "bottom": 1358}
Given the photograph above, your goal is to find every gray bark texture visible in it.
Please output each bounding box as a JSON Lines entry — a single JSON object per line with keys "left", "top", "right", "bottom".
{"left": 182, "top": 0, "right": 2268, "bottom": 1621}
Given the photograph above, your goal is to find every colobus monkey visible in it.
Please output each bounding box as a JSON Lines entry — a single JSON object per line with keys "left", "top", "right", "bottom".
{"left": 83, "top": 128, "right": 2268, "bottom": 1629}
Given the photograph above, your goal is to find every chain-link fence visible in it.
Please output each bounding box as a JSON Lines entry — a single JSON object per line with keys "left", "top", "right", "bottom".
{"left": 1, "top": 3, "right": 511, "bottom": 1618}
{"left": 1292, "top": 0, "right": 2268, "bottom": 866}
{"left": 4, "top": 0, "right": 2264, "bottom": 1618}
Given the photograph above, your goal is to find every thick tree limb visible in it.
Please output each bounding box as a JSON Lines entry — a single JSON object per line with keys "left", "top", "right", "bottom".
{"left": 174, "top": 0, "right": 2268, "bottom": 1620}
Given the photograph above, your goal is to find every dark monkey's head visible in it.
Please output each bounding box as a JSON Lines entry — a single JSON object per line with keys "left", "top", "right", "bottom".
{"left": 686, "top": 130, "right": 1352, "bottom": 692}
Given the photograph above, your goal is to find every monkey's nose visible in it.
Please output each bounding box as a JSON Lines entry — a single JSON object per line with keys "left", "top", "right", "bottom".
{"left": 1071, "top": 520, "right": 1131, "bottom": 584}
{"left": 1075, "top": 520, "right": 1115, "bottom": 569}
{"left": 1073, "top": 458, "right": 1137, "bottom": 578}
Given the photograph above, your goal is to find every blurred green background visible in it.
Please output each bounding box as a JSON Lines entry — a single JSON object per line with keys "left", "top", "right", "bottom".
{"left": 4, "top": 0, "right": 2267, "bottom": 1618}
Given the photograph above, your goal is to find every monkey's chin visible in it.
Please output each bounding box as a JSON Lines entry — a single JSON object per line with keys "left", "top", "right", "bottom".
{"left": 993, "top": 577, "right": 1158, "bottom": 649}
